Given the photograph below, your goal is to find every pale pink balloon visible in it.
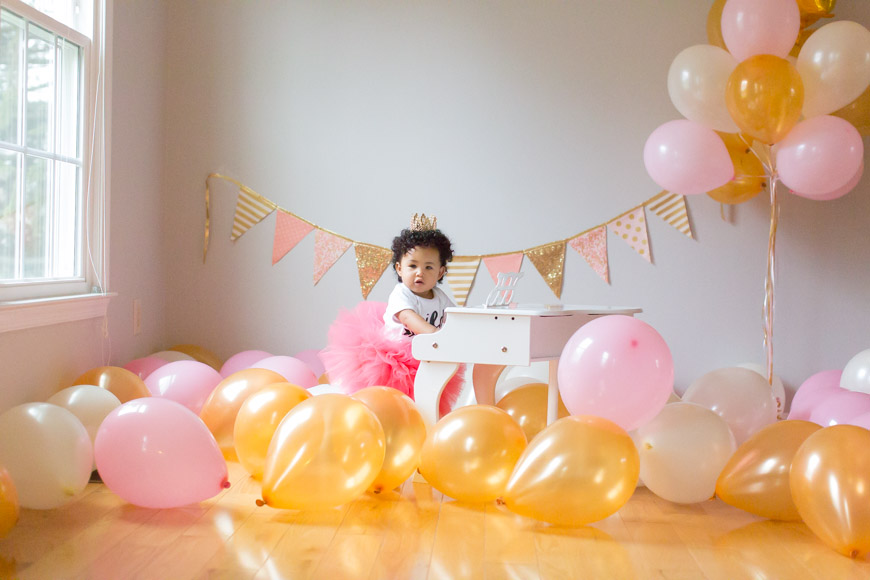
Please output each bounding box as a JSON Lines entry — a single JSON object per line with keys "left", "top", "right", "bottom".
{"left": 788, "top": 370, "right": 843, "bottom": 421}
{"left": 846, "top": 411, "right": 870, "bottom": 430}
{"left": 720, "top": 0, "right": 800, "bottom": 62}
{"left": 250, "top": 355, "right": 318, "bottom": 389}
{"left": 144, "top": 360, "right": 224, "bottom": 414}
{"left": 808, "top": 390, "right": 870, "bottom": 427}
{"left": 557, "top": 315, "right": 674, "bottom": 431}
{"left": 94, "top": 398, "right": 228, "bottom": 509}
{"left": 643, "top": 119, "right": 734, "bottom": 195}
{"left": 219, "top": 349, "right": 272, "bottom": 377}
{"left": 790, "top": 163, "right": 864, "bottom": 202}
{"left": 292, "top": 349, "right": 326, "bottom": 378}
{"left": 776, "top": 116, "right": 864, "bottom": 197}
{"left": 123, "top": 355, "right": 169, "bottom": 380}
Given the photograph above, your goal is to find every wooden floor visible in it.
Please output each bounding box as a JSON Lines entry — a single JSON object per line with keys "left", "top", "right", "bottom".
{"left": 2, "top": 462, "right": 870, "bottom": 580}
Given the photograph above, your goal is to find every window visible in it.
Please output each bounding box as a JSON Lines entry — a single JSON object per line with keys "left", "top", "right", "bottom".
{"left": 0, "top": 0, "right": 109, "bottom": 331}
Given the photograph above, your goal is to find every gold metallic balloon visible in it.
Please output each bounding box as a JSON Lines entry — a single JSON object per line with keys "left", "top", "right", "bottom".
{"left": 504, "top": 415, "right": 639, "bottom": 526}
{"left": 707, "top": 132, "right": 767, "bottom": 204}
{"left": 0, "top": 466, "right": 19, "bottom": 538}
{"left": 797, "top": 0, "right": 836, "bottom": 18}
{"left": 234, "top": 383, "right": 311, "bottom": 480}
{"left": 716, "top": 420, "right": 821, "bottom": 521}
{"left": 72, "top": 366, "right": 150, "bottom": 403}
{"left": 168, "top": 344, "right": 223, "bottom": 371}
{"left": 419, "top": 406, "right": 527, "bottom": 503}
{"left": 833, "top": 85, "right": 870, "bottom": 137}
{"left": 706, "top": 0, "right": 727, "bottom": 50}
{"left": 261, "top": 394, "right": 385, "bottom": 510}
{"left": 199, "top": 368, "right": 286, "bottom": 461}
{"left": 352, "top": 386, "right": 427, "bottom": 494}
{"left": 791, "top": 425, "right": 870, "bottom": 558}
{"left": 726, "top": 55, "right": 804, "bottom": 144}
{"left": 495, "top": 383, "right": 569, "bottom": 442}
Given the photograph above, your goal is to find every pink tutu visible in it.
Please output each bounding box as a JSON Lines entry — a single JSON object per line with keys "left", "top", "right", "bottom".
{"left": 321, "top": 301, "right": 464, "bottom": 417}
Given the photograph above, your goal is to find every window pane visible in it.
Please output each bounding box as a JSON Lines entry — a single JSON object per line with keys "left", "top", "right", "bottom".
{"left": 57, "top": 38, "right": 81, "bottom": 160}
{"left": 26, "top": 23, "right": 54, "bottom": 153}
{"left": 23, "top": 154, "right": 48, "bottom": 278}
{"left": 0, "top": 9, "right": 24, "bottom": 145}
{"left": 54, "top": 159, "right": 79, "bottom": 277}
{"left": 0, "top": 150, "right": 18, "bottom": 279}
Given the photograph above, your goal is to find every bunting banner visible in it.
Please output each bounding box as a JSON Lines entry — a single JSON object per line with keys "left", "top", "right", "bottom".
{"left": 355, "top": 243, "right": 393, "bottom": 299}
{"left": 203, "top": 173, "right": 695, "bottom": 302}
{"left": 445, "top": 256, "right": 481, "bottom": 307}
{"left": 607, "top": 207, "right": 651, "bottom": 263}
{"left": 569, "top": 226, "right": 609, "bottom": 284}
{"left": 525, "top": 241, "right": 566, "bottom": 299}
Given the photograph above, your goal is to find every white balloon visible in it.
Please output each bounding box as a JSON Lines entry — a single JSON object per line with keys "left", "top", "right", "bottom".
{"left": 635, "top": 402, "right": 736, "bottom": 504}
{"left": 0, "top": 403, "right": 93, "bottom": 509}
{"left": 737, "top": 362, "right": 787, "bottom": 419}
{"left": 307, "top": 384, "right": 346, "bottom": 396}
{"left": 47, "top": 385, "right": 122, "bottom": 459}
{"left": 667, "top": 44, "right": 739, "bottom": 132}
{"left": 841, "top": 348, "right": 870, "bottom": 394}
{"left": 151, "top": 350, "right": 195, "bottom": 362}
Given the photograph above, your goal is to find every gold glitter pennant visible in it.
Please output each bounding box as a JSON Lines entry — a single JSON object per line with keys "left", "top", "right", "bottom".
{"left": 525, "top": 241, "right": 566, "bottom": 299}
{"left": 354, "top": 243, "right": 392, "bottom": 299}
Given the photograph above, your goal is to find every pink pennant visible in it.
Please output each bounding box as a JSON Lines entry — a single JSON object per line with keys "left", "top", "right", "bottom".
{"left": 313, "top": 230, "right": 352, "bottom": 284}
{"left": 482, "top": 253, "right": 524, "bottom": 285}
{"left": 569, "top": 227, "right": 609, "bottom": 284}
{"left": 272, "top": 211, "right": 314, "bottom": 265}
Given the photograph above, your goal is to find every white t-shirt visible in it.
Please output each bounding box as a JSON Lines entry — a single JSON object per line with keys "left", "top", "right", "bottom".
{"left": 383, "top": 283, "right": 454, "bottom": 339}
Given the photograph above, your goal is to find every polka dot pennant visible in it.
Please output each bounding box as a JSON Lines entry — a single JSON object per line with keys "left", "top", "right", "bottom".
{"left": 273, "top": 210, "right": 314, "bottom": 265}
{"left": 607, "top": 207, "right": 651, "bottom": 263}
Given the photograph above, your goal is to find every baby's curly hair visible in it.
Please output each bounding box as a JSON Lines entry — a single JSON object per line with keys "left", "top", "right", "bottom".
{"left": 391, "top": 228, "right": 454, "bottom": 283}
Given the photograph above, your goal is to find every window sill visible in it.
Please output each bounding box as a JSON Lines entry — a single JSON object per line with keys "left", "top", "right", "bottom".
{"left": 0, "top": 293, "right": 116, "bottom": 333}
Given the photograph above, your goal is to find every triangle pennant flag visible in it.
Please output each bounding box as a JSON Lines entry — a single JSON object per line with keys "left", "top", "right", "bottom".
{"left": 647, "top": 190, "right": 693, "bottom": 238}
{"left": 313, "top": 230, "right": 352, "bottom": 284}
{"left": 607, "top": 207, "right": 651, "bottom": 263}
{"left": 525, "top": 241, "right": 566, "bottom": 299}
{"left": 482, "top": 253, "right": 524, "bottom": 285}
{"left": 272, "top": 211, "right": 314, "bottom": 265}
{"left": 231, "top": 186, "right": 277, "bottom": 241}
{"left": 569, "top": 226, "right": 610, "bottom": 284}
{"left": 446, "top": 256, "right": 481, "bottom": 307}
{"left": 354, "top": 243, "right": 393, "bottom": 299}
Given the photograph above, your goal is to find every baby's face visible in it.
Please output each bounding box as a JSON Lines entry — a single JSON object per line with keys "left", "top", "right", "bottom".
{"left": 395, "top": 246, "right": 445, "bottom": 298}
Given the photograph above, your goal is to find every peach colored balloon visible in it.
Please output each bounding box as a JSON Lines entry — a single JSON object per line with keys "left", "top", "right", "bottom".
{"left": 72, "top": 366, "right": 150, "bottom": 403}
{"left": 199, "top": 368, "right": 286, "bottom": 461}
{"left": 0, "top": 466, "right": 19, "bottom": 537}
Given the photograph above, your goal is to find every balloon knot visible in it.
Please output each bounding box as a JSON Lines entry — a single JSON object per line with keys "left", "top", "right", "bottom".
{"left": 496, "top": 497, "right": 505, "bottom": 506}
{"left": 373, "top": 487, "right": 382, "bottom": 494}
{"left": 222, "top": 479, "right": 231, "bottom": 489}
{"left": 850, "top": 549, "right": 860, "bottom": 559}
{"left": 256, "top": 499, "right": 265, "bottom": 507}
{"left": 644, "top": 442, "right": 653, "bottom": 450}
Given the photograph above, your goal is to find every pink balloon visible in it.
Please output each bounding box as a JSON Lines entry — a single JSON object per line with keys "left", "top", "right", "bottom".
{"left": 292, "top": 349, "right": 326, "bottom": 378}
{"left": 94, "top": 398, "right": 228, "bottom": 509}
{"left": 790, "top": 163, "right": 864, "bottom": 202}
{"left": 219, "top": 349, "right": 272, "bottom": 377}
{"left": 250, "top": 355, "right": 318, "bottom": 389}
{"left": 123, "top": 355, "right": 169, "bottom": 380}
{"left": 643, "top": 119, "right": 734, "bottom": 195}
{"left": 846, "top": 411, "right": 870, "bottom": 430}
{"left": 144, "top": 360, "right": 224, "bottom": 414}
{"left": 720, "top": 0, "right": 800, "bottom": 62}
{"left": 788, "top": 370, "right": 843, "bottom": 421}
{"left": 808, "top": 390, "right": 870, "bottom": 427}
{"left": 557, "top": 315, "right": 674, "bottom": 431}
{"left": 776, "top": 116, "right": 864, "bottom": 196}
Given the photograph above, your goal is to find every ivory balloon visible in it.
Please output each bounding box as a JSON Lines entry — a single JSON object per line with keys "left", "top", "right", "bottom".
{"left": 234, "top": 383, "right": 311, "bottom": 480}
{"left": 736, "top": 362, "right": 787, "bottom": 419}
{"left": 841, "top": 348, "right": 870, "bottom": 395}
{"left": 716, "top": 420, "right": 821, "bottom": 521}
{"left": 168, "top": 344, "right": 223, "bottom": 371}
{"left": 353, "top": 386, "right": 427, "bottom": 494}
{"left": 495, "top": 383, "right": 569, "bottom": 442}
{"left": 635, "top": 402, "right": 735, "bottom": 504}
{"left": 0, "top": 467, "right": 19, "bottom": 538}
{"left": 151, "top": 350, "right": 195, "bottom": 363}
{"left": 419, "top": 406, "right": 527, "bottom": 503}
{"left": 791, "top": 425, "right": 870, "bottom": 558}
{"left": 260, "top": 394, "right": 385, "bottom": 510}
{"left": 0, "top": 403, "right": 93, "bottom": 509}
{"left": 667, "top": 44, "right": 738, "bottom": 133}
{"left": 72, "top": 366, "right": 150, "bottom": 403}
{"left": 47, "top": 385, "right": 122, "bottom": 455}
{"left": 504, "top": 415, "right": 639, "bottom": 526}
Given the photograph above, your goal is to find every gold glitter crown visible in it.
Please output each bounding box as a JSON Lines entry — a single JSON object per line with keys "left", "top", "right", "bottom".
{"left": 410, "top": 213, "right": 437, "bottom": 231}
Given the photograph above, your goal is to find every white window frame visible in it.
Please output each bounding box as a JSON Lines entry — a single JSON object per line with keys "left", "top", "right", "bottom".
{"left": 0, "top": 0, "right": 112, "bottom": 332}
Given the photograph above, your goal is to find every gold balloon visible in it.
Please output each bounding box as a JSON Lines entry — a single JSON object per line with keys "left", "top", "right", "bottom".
{"left": 832, "top": 85, "right": 870, "bottom": 137}
{"left": 72, "top": 366, "right": 150, "bottom": 403}
{"left": 706, "top": 0, "right": 727, "bottom": 50}
{"left": 791, "top": 425, "right": 870, "bottom": 558}
{"left": 725, "top": 55, "right": 804, "bottom": 144}
{"left": 261, "top": 394, "right": 385, "bottom": 510}
{"left": 504, "top": 415, "right": 639, "bottom": 526}
{"left": 352, "top": 386, "right": 427, "bottom": 494}
{"left": 234, "top": 383, "right": 311, "bottom": 480}
{"left": 797, "top": 0, "right": 836, "bottom": 18}
{"left": 168, "top": 344, "right": 223, "bottom": 371}
{"left": 707, "top": 132, "right": 767, "bottom": 204}
{"left": 0, "top": 466, "right": 19, "bottom": 538}
{"left": 495, "top": 383, "right": 569, "bottom": 442}
{"left": 199, "top": 368, "right": 286, "bottom": 461}
{"left": 419, "top": 406, "right": 527, "bottom": 503}
{"left": 716, "top": 420, "right": 821, "bottom": 521}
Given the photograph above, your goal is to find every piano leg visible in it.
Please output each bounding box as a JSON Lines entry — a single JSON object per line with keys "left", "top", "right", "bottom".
{"left": 547, "top": 359, "right": 559, "bottom": 425}
{"left": 471, "top": 364, "right": 506, "bottom": 406}
{"left": 414, "top": 361, "right": 460, "bottom": 426}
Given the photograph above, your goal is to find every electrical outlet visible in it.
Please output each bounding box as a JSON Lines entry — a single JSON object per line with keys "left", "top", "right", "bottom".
{"left": 133, "top": 299, "right": 142, "bottom": 335}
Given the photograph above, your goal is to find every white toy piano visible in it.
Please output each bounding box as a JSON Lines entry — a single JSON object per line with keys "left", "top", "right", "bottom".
{"left": 411, "top": 273, "right": 641, "bottom": 425}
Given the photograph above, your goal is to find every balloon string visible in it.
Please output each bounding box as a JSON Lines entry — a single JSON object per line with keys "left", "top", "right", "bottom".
{"left": 763, "top": 177, "right": 779, "bottom": 386}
